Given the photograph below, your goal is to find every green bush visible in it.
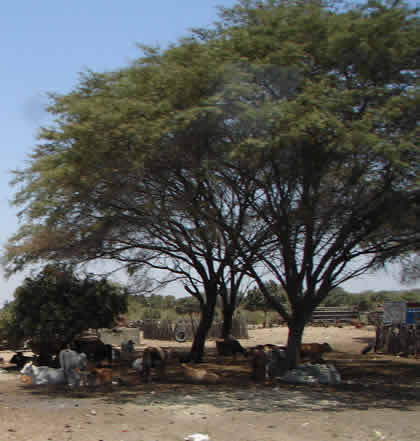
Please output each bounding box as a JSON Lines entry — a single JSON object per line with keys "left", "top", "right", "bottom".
{"left": 141, "top": 308, "right": 161, "bottom": 320}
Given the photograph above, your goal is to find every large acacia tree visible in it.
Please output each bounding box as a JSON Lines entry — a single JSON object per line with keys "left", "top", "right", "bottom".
{"left": 3, "top": 0, "right": 419, "bottom": 367}
{"left": 205, "top": 0, "right": 419, "bottom": 367}
{"left": 3, "top": 42, "right": 263, "bottom": 360}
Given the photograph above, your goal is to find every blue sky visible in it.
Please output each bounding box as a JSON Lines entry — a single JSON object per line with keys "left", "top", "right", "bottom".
{"left": 0, "top": 0, "right": 417, "bottom": 306}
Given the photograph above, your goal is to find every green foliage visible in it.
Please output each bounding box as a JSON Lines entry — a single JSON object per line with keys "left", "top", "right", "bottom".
{"left": 401, "top": 291, "right": 420, "bottom": 302}
{"left": 243, "top": 281, "right": 288, "bottom": 327}
{"left": 243, "top": 281, "right": 287, "bottom": 312}
{"left": 0, "top": 301, "right": 19, "bottom": 345}
{"left": 321, "top": 288, "right": 420, "bottom": 311}
{"left": 242, "top": 309, "right": 266, "bottom": 326}
{"left": 128, "top": 294, "right": 177, "bottom": 310}
{"left": 175, "top": 296, "right": 202, "bottom": 315}
{"left": 125, "top": 296, "right": 145, "bottom": 321}
{"left": 321, "top": 287, "right": 354, "bottom": 307}
{"left": 140, "top": 308, "right": 162, "bottom": 320}
{"left": 0, "top": 301, "right": 13, "bottom": 330}
{"left": 4, "top": 0, "right": 418, "bottom": 283}
{"left": 125, "top": 294, "right": 201, "bottom": 321}
{"left": 7, "top": 264, "right": 127, "bottom": 347}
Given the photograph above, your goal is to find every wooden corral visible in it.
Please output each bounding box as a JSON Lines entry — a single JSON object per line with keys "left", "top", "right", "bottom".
{"left": 375, "top": 324, "right": 420, "bottom": 356}
{"left": 143, "top": 316, "right": 248, "bottom": 341}
{"left": 310, "top": 307, "right": 359, "bottom": 325}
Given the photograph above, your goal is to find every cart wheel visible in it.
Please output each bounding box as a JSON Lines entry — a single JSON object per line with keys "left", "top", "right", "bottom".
{"left": 175, "top": 329, "right": 187, "bottom": 342}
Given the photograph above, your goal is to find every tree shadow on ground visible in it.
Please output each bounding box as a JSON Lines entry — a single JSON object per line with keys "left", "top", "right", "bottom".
{"left": 15, "top": 348, "right": 420, "bottom": 413}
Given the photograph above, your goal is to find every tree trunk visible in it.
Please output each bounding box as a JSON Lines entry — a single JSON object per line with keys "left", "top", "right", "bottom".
{"left": 221, "top": 304, "right": 234, "bottom": 339}
{"left": 189, "top": 299, "right": 217, "bottom": 362}
{"left": 285, "top": 317, "right": 306, "bottom": 370}
{"left": 37, "top": 341, "right": 58, "bottom": 366}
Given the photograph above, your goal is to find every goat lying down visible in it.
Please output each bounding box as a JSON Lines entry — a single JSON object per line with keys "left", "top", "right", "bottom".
{"left": 21, "top": 348, "right": 90, "bottom": 387}
{"left": 182, "top": 363, "right": 221, "bottom": 385}
{"left": 20, "top": 361, "right": 66, "bottom": 385}
{"left": 301, "top": 342, "right": 333, "bottom": 362}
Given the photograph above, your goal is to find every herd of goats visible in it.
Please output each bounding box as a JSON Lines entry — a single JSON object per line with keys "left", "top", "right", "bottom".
{"left": 1, "top": 336, "right": 334, "bottom": 387}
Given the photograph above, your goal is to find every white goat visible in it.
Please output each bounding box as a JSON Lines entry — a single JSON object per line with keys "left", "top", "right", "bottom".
{"left": 58, "top": 349, "right": 88, "bottom": 387}
{"left": 20, "top": 361, "right": 66, "bottom": 385}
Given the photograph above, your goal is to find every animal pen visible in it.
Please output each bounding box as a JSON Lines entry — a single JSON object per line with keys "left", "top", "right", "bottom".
{"left": 309, "top": 306, "right": 359, "bottom": 325}
{"left": 375, "top": 324, "right": 420, "bottom": 356}
{"left": 374, "top": 302, "right": 420, "bottom": 356}
{"left": 142, "top": 316, "right": 249, "bottom": 341}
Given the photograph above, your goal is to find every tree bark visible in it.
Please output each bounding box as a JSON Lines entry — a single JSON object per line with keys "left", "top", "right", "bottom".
{"left": 285, "top": 317, "right": 306, "bottom": 370}
{"left": 221, "top": 304, "right": 234, "bottom": 338}
{"left": 263, "top": 310, "right": 268, "bottom": 328}
{"left": 189, "top": 297, "right": 217, "bottom": 362}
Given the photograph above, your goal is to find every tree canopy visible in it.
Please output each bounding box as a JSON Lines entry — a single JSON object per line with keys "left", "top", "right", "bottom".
{"left": 209, "top": 0, "right": 419, "bottom": 365}
{"left": 3, "top": 0, "right": 419, "bottom": 366}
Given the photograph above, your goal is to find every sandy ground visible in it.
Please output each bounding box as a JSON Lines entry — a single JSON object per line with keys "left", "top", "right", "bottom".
{"left": 1, "top": 325, "right": 419, "bottom": 441}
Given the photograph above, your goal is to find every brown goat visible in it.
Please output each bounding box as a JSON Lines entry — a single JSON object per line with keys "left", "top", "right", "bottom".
{"left": 301, "top": 342, "right": 333, "bottom": 362}
{"left": 181, "top": 363, "right": 221, "bottom": 384}
{"left": 250, "top": 347, "right": 268, "bottom": 382}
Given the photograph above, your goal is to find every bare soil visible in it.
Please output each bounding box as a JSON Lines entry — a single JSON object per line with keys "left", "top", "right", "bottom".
{"left": 1, "top": 325, "right": 420, "bottom": 441}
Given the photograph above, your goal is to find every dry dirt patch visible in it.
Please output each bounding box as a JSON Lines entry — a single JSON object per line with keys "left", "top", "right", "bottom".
{"left": 1, "top": 325, "right": 419, "bottom": 441}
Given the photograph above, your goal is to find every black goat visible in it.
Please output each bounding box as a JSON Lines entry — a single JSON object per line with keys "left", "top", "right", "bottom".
{"left": 216, "top": 337, "right": 248, "bottom": 359}
{"left": 10, "top": 352, "right": 33, "bottom": 370}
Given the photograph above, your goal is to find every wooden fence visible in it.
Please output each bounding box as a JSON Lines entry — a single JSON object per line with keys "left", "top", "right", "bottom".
{"left": 143, "top": 316, "right": 248, "bottom": 341}
{"left": 310, "top": 307, "right": 360, "bottom": 324}
{"left": 375, "top": 324, "right": 420, "bottom": 356}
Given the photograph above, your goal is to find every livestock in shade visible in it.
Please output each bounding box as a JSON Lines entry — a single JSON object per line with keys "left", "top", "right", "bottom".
{"left": 121, "top": 339, "right": 135, "bottom": 354}
{"left": 265, "top": 346, "right": 288, "bottom": 379}
{"left": 250, "top": 347, "right": 268, "bottom": 382}
{"left": 216, "top": 336, "right": 248, "bottom": 359}
{"left": 20, "top": 362, "right": 66, "bottom": 385}
{"left": 92, "top": 367, "right": 113, "bottom": 385}
{"left": 181, "top": 363, "right": 221, "bottom": 384}
{"left": 58, "top": 349, "right": 88, "bottom": 387}
{"left": 361, "top": 343, "right": 374, "bottom": 355}
{"left": 73, "top": 337, "right": 113, "bottom": 363}
{"left": 20, "top": 375, "right": 32, "bottom": 384}
{"left": 132, "top": 346, "right": 171, "bottom": 382}
{"left": 10, "top": 352, "right": 32, "bottom": 370}
{"left": 300, "top": 342, "right": 333, "bottom": 363}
